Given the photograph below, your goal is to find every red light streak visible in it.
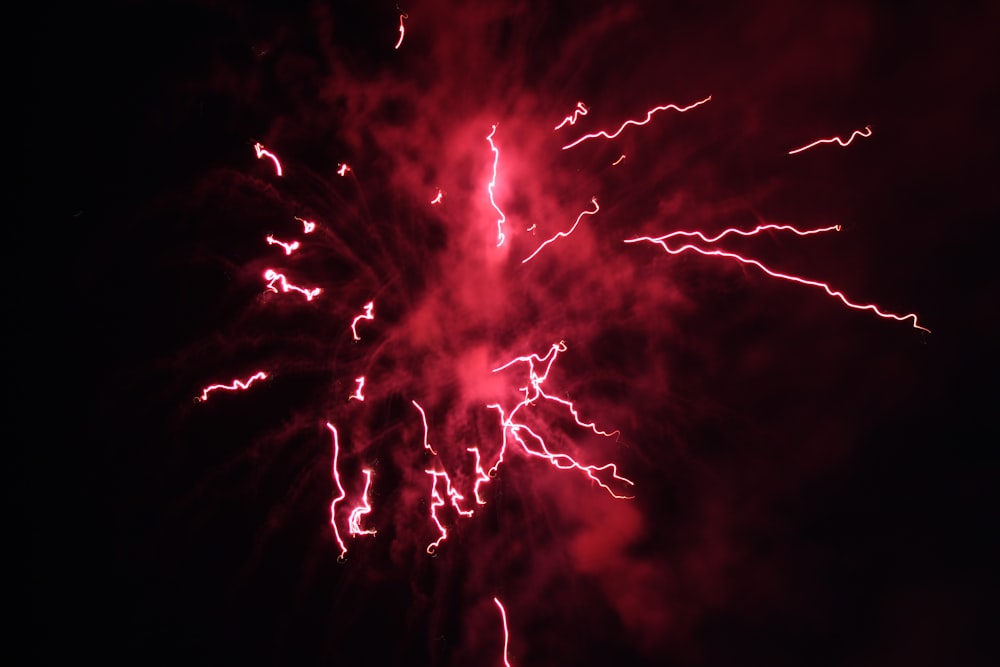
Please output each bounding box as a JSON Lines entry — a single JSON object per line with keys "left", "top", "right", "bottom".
{"left": 197, "top": 370, "right": 268, "bottom": 402}
{"left": 347, "top": 469, "right": 377, "bottom": 537}
{"left": 395, "top": 7, "right": 408, "bottom": 50}
{"left": 612, "top": 154, "right": 626, "bottom": 166}
{"left": 253, "top": 142, "right": 283, "bottom": 176}
{"left": 294, "top": 216, "right": 317, "bottom": 234}
{"left": 561, "top": 95, "right": 712, "bottom": 150}
{"left": 493, "top": 597, "right": 512, "bottom": 667}
{"left": 789, "top": 125, "right": 872, "bottom": 155}
{"left": 467, "top": 447, "right": 491, "bottom": 505}
{"left": 411, "top": 400, "right": 438, "bottom": 455}
{"left": 521, "top": 197, "right": 599, "bottom": 264}
{"left": 327, "top": 422, "right": 349, "bottom": 560}
{"left": 266, "top": 234, "right": 300, "bottom": 255}
{"left": 431, "top": 188, "right": 443, "bottom": 204}
{"left": 624, "top": 223, "right": 930, "bottom": 332}
{"left": 487, "top": 342, "right": 633, "bottom": 498}
{"left": 554, "top": 101, "right": 589, "bottom": 130}
{"left": 424, "top": 469, "right": 474, "bottom": 554}
{"left": 263, "top": 269, "right": 322, "bottom": 301}
{"left": 351, "top": 301, "right": 375, "bottom": 341}
{"left": 349, "top": 376, "right": 366, "bottom": 401}
{"left": 337, "top": 162, "right": 352, "bottom": 177}
{"left": 486, "top": 124, "right": 507, "bottom": 247}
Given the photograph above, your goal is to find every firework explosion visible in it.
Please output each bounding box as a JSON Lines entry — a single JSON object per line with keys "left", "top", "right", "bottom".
{"left": 29, "top": 1, "right": 998, "bottom": 666}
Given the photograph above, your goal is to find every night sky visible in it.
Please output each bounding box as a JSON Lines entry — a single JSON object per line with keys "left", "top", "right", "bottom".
{"left": 22, "top": 1, "right": 997, "bottom": 665}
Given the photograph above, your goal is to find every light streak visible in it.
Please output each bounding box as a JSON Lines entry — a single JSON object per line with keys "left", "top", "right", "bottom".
{"left": 624, "top": 224, "right": 930, "bottom": 332}
{"left": 521, "top": 197, "right": 599, "bottom": 263}
{"left": 394, "top": 7, "right": 408, "bottom": 50}
{"left": 338, "top": 162, "right": 352, "bottom": 177}
{"left": 411, "top": 400, "right": 438, "bottom": 455}
{"left": 487, "top": 342, "right": 633, "bottom": 497}
{"left": 494, "top": 597, "right": 512, "bottom": 667}
{"left": 266, "top": 234, "right": 300, "bottom": 255}
{"left": 347, "top": 469, "right": 377, "bottom": 536}
{"left": 561, "top": 95, "right": 712, "bottom": 150}
{"left": 612, "top": 154, "right": 626, "bottom": 166}
{"left": 467, "top": 447, "right": 491, "bottom": 505}
{"left": 197, "top": 370, "right": 268, "bottom": 402}
{"left": 554, "top": 101, "right": 589, "bottom": 130}
{"left": 351, "top": 301, "right": 375, "bottom": 341}
{"left": 789, "top": 125, "right": 872, "bottom": 155}
{"left": 430, "top": 188, "right": 443, "bottom": 205}
{"left": 294, "top": 216, "right": 317, "bottom": 233}
{"left": 253, "top": 142, "right": 283, "bottom": 176}
{"left": 425, "top": 469, "right": 474, "bottom": 554}
{"left": 263, "top": 269, "right": 322, "bottom": 301}
{"left": 327, "top": 422, "right": 348, "bottom": 560}
{"left": 349, "top": 376, "right": 366, "bottom": 401}
{"left": 486, "top": 124, "right": 507, "bottom": 247}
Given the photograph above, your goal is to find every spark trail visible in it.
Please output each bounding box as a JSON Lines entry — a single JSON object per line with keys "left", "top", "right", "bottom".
{"left": 486, "top": 124, "right": 507, "bottom": 246}
{"left": 327, "top": 423, "right": 348, "bottom": 560}
{"left": 253, "top": 142, "right": 283, "bottom": 176}
{"left": 411, "top": 400, "right": 438, "bottom": 455}
{"left": 789, "top": 125, "right": 872, "bottom": 155}
{"left": 347, "top": 469, "right": 377, "bottom": 536}
{"left": 624, "top": 224, "right": 929, "bottom": 332}
{"left": 349, "top": 376, "right": 366, "bottom": 401}
{"left": 522, "top": 197, "right": 600, "bottom": 263}
{"left": 266, "top": 235, "right": 300, "bottom": 255}
{"left": 494, "top": 597, "right": 513, "bottom": 667}
{"left": 264, "top": 269, "right": 322, "bottom": 301}
{"left": 294, "top": 216, "right": 317, "bottom": 233}
{"left": 395, "top": 8, "right": 408, "bottom": 50}
{"left": 351, "top": 301, "right": 375, "bottom": 341}
{"left": 425, "top": 469, "right": 474, "bottom": 554}
{"left": 561, "top": 95, "right": 712, "bottom": 150}
{"left": 554, "top": 101, "right": 589, "bottom": 130}
{"left": 197, "top": 370, "right": 268, "bottom": 402}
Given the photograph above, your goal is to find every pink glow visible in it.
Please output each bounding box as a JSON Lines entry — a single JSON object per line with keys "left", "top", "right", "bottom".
{"left": 294, "top": 216, "right": 317, "bottom": 234}
{"left": 521, "top": 197, "right": 599, "bottom": 263}
{"left": 263, "top": 269, "right": 322, "bottom": 301}
{"left": 411, "top": 400, "right": 438, "bottom": 455}
{"left": 197, "top": 370, "right": 268, "bottom": 402}
{"left": 349, "top": 376, "right": 366, "bottom": 401}
{"left": 394, "top": 8, "right": 408, "bottom": 50}
{"left": 467, "top": 447, "right": 491, "bottom": 505}
{"left": 494, "top": 597, "right": 512, "bottom": 667}
{"left": 253, "top": 142, "right": 283, "bottom": 176}
{"left": 337, "top": 162, "right": 352, "bottom": 176}
{"left": 431, "top": 188, "right": 444, "bottom": 205}
{"left": 561, "top": 95, "right": 712, "bottom": 150}
{"left": 266, "top": 234, "right": 300, "bottom": 255}
{"left": 789, "top": 125, "right": 872, "bottom": 155}
{"left": 486, "top": 124, "right": 507, "bottom": 247}
{"left": 612, "top": 154, "right": 626, "bottom": 166}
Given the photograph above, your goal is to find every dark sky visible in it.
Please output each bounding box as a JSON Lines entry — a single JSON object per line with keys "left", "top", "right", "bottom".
{"left": 22, "top": 1, "right": 997, "bottom": 665}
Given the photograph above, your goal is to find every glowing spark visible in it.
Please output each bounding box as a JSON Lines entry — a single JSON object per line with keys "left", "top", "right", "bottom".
{"left": 351, "top": 301, "right": 375, "bottom": 341}
{"left": 294, "top": 216, "right": 317, "bottom": 234}
{"left": 395, "top": 7, "right": 408, "bottom": 50}
{"left": 263, "top": 269, "right": 322, "bottom": 301}
{"left": 347, "top": 469, "right": 377, "bottom": 536}
{"left": 789, "top": 125, "right": 873, "bottom": 155}
{"left": 197, "top": 370, "right": 268, "bottom": 402}
{"left": 253, "top": 142, "right": 283, "bottom": 176}
{"left": 425, "top": 469, "right": 474, "bottom": 554}
{"left": 327, "top": 422, "right": 348, "bottom": 559}
{"left": 612, "top": 154, "right": 626, "bottom": 166}
{"left": 561, "top": 95, "right": 712, "bottom": 150}
{"left": 338, "top": 162, "right": 352, "bottom": 177}
{"left": 411, "top": 400, "right": 438, "bottom": 455}
{"left": 488, "top": 342, "right": 633, "bottom": 497}
{"left": 624, "top": 224, "right": 930, "bottom": 332}
{"left": 467, "top": 447, "right": 491, "bottom": 505}
{"left": 431, "top": 188, "right": 444, "bottom": 205}
{"left": 554, "top": 101, "right": 589, "bottom": 130}
{"left": 494, "top": 597, "right": 512, "bottom": 667}
{"left": 522, "top": 197, "right": 599, "bottom": 264}
{"left": 526, "top": 224, "right": 536, "bottom": 233}
{"left": 349, "top": 376, "right": 366, "bottom": 401}
{"left": 486, "top": 124, "right": 507, "bottom": 247}
{"left": 266, "top": 234, "right": 300, "bottom": 255}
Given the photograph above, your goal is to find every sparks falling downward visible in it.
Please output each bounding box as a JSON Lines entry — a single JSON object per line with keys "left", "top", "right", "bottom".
{"left": 486, "top": 124, "right": 507, "bottom": 247}
{"left": 253, "top": 142, "right": 283, "bottom": 176}
{"left": 327, "top": 423, "right": 348, "bottom": 560}
{"left": 351, "top": 301, "right": 375, "bottom": 341}
{"left": 347, "top": 469, "right": 377, "bottom": 537}
{"left": 494, "top": 597, "right": 513, "bottom": 667}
